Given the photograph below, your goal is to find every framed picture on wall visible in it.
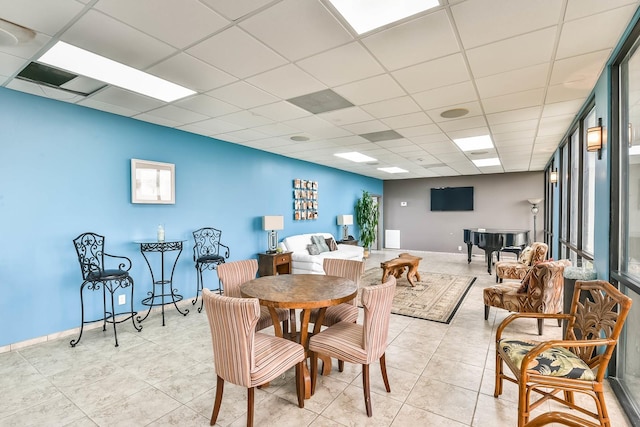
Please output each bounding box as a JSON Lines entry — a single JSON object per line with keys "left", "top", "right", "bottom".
{"left": 131, "top": 159, "right": 175, "bottom": 204}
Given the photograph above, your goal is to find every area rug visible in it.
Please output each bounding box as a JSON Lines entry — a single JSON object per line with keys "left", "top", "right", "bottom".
{"left": 358, "top": 268, "right": 476, "bottom": 324}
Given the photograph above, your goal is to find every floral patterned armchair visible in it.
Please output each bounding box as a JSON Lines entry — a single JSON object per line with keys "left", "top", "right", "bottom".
{"left": 495, "top": 242, "right": 548, "bottom": 283}
{"left": 484, "top": 259, "right": 571, "bottom": 335}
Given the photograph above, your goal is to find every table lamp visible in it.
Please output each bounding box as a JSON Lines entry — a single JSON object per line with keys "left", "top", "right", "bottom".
{"left": 263, "top": 215, "right": 284, "bottom": 253}
{"left": 337, "top": 214, "right": 353, "bottom": 241}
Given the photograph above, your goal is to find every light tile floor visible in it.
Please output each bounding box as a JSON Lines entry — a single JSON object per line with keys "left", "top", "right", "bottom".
{"left": 0, "top": 250, "right": 632, "bottom": 426}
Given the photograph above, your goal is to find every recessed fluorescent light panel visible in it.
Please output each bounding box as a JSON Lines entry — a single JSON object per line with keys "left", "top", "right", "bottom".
{"left": 334, "top": 152, "right": 377, "bottom": 163}
{"left": 38, "top": 41, "right": 195, "bottom": 102}
{"left": 473, "top": 158, "right": 501, "bottom": 167}
{"left": 453, "top": 135, "right": 494, "bottom": 152}
{"left": 378, "top": 167, "right": 408, "bottom": 174}
{"left": 327, "top": 0, "right": 440, "bottom": 34}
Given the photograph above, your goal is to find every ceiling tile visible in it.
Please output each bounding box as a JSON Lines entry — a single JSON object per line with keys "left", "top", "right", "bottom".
{"left": 487, "top": 107, "right": 542, "bottom": 126}
{"left": 174, "top": 94, "right": 240, "bottom": 117}
{"left": 392, "top": 53, "right": 469, "bottom": 93}
{"left": 398, "top": 124, "right": 442, "bottom": 138}
{"left": 296, "top": 42, "right": 385, "bottom": 87}
{"left": 133, "top": 112, "right": 182, "bottom": 128}
{"left": 438, "top": 115, "right": 487, "bottom": 132}
{"left": 208, "top": 81, "right": 279, "bottom": 109}
{"left": 252, "top": 122, "right": 300, "bottom": 137}
{"left": 95, "top": 0, "right": 228, "bottom": 49}
{"left": 476, "top": 63, "right": 549, "bottom": 99}
{"left": 556, "top": 5, "right": 637, "bottom": 59}
{"left": 88, "top": 87, "right": 164, "bottom": 112}
{"left": 6, "top": 79, "right": 83, "bottom": 103}
{"left": 360, "top": 96, "right": 422, "bottom": 119}
{"left": 249, "top": 101, "right": 311, "bottom": 122}
{"left": 200, "top": 0, "right": 274, "bottom": 20}
{"left": 0, "top": 0, "right": 84, "bottom": 36}
{"left": 565, "top": 0, "right": 639, "bottom": 20}
{"left": 0, "top": 52, "right": 27, "bottom": 77}
{"left": 362, "top": 10, "right": 460, "bottom": 71}
{"left": 246, "top": 64, "right": 326, "bottom": 99}
{"left": 217, "top": 110, "right": 274, "bottom": 128}
{"left": 341, "top": 120, "right": 389, "bottom": 135}
{"left": 318, "top": 107, "right": 375, "bottom": 126}
{"left": 190, "top": 117, "right": 243, "bottom": 134}
{"left": 334, "top": 74, "right": 406, "bottom": 105}
{"left": 61, "top": 10, "right": 176, "bottom": 69}
{"left": 550, "top": 49, "right": 610, "bottom": 86}
{"left": 466, "top": 27, "right": 556, "bottom": 78}
{"left": 491, "top": 119, "right": 539, "bottom": 134}
{"left": 0, "top": 32, "right": 51, "bottom": 60}
{"left": 411, "top": 81, "right": 477, "bottom": 111}
{"left": 381, "top": 112, "right": 432, "bottom": 129}
{"left": 542, "top": 100, "right": 584, "bottom": 118}
{"left": 451, "top": 0, "right": 563, "bottom": 49}
{"left": 187, "top": 26, "right": 287, "bottom": 79}
{"left": 77, "top": 98, "right": 138, "bottom": 117}
{"left": 546, "top": 81, "right": 593, "bottom": 104}
{"left": 239, "top": 0, "right": 352, "bottom": 61}
{"left": 146, "top": 53, "right": 237, "bottom": 93}
{"left": 145, "top": 105, "right": 209, "bottom": 124}
{"left": 282, "top": 115, "right": 352, "bottom": 138}
{"left": 482, "top": 88, "right": 545, "bottom": 114}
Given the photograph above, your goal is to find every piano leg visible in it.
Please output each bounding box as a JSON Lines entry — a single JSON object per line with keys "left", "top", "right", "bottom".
{"left": 466, "top": 243, "right": 472, "bottom": 263}
{"left": 486, "top": 251, "right": 493, "bottom": 274}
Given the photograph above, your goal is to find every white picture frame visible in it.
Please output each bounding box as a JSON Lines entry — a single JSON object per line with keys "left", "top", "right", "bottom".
{"left": 131, "top": 159, "right": 175, "bottom": 204}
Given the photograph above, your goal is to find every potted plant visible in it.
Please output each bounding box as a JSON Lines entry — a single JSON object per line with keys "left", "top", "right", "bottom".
{"left": 355, "top": 190, "right": 379, "bottom": 257}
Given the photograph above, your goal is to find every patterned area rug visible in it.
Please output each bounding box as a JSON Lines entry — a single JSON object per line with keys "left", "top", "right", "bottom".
{"left": 359, "top": 267, "right": 476, "bottom": 324}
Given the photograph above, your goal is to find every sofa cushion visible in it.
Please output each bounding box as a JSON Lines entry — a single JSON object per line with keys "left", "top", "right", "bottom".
{"left": 519, "top": 246, "right": 534, "bottom": 266}
{"left": 307, "top": 244, "right": 320, "bottom": 255}
{"left": 311, "top": 235, "right": 330, "bottom": 253}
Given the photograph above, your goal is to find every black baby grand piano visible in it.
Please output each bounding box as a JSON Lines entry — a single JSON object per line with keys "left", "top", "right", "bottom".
{"left": 463, "top": 228, "right": 530, "bottom": 274}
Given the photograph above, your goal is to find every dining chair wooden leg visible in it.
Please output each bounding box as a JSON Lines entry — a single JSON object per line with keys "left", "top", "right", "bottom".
{"left": 494, "top": 355, "right": 503, "bottom": 397}
{"left": 296, "top": 361, "right": 304, "bottom": 408}
{"left": 484, "top": 305, "right": 489, "bottom": 320}
{"left": 310, "top": 351, "right": 318, "bottom": 396}
{"left": 211, "top": 375, "right": 224, "bottom": 426}
{"left": 362, "top": 364, "right": 372, "bottom": 417}
{"left": 338, "top": 359, "right": 344, "bottom": 372}
{"left": 247, "top": 387, "right": 255, "bottom": 427}
{"left": 380, "top": 353, "right": 391, "bottom": 393}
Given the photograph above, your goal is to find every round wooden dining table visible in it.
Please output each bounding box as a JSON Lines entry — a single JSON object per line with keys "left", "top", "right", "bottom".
{"left": 240, "top": 273, "right": 358, "bottom": 398}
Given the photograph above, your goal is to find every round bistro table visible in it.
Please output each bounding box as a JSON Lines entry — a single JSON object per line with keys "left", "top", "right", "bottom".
{"left": 240, "top": 274, "right": 357, "bottom": 398}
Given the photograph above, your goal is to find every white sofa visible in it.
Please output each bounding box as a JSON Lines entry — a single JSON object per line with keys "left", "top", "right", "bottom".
{"left": 279, "top": 232, "right": 364, "bottom": 274}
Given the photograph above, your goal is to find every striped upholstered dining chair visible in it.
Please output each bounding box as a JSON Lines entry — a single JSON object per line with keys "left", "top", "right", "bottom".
{"left": 307, "top": 258, "right": 365, "bottom": 325}
{"left": 308, "top": 276, "right": 397, "bottom": 417}
{"left": 202, "top": 289, "right": 305, "bottom": 427}
{"left": 217, "top": 259, "right": 289, "bottom": 334}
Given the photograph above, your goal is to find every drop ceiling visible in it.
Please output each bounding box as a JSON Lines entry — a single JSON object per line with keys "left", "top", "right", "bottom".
{"left": 1, "top": 0, "right": 638, "bottom": 180}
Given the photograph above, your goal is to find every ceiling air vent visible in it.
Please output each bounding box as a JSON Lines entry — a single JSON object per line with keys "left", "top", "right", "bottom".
{"left": 16, "top": 62, "right": 106, "bottom": 96}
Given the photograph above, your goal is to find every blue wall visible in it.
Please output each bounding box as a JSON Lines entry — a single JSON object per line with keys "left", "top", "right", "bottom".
{"left": 0, "top": 87, "right": 382, "bottom": 346}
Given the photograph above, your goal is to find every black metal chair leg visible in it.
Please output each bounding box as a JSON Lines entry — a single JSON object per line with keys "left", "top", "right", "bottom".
{"left": 70, "top": 282, "right": 87, "bottom": 347}
{"left": 109, "top": 286, "right": 119, "bottom": 347}
{"left": 129, "top": 278, "right": 142, "bottom": 333}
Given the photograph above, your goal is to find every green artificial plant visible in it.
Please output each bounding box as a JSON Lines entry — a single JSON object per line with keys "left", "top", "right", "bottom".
{"left": 355, "top": 190, "right": 379, "bottom": 253}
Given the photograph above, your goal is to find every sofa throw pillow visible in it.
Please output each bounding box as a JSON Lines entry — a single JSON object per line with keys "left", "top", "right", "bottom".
{"left": 307, "top": 244, "right": 320, "bottom": 255}
{"left": 519, "top": 246, "right": 534, "bottom": 266}
{"left": 325, "top": 237, "right": 338, "bottom": 251}
{"left": 311, "top": 235, "right": 330, "bottom": 253}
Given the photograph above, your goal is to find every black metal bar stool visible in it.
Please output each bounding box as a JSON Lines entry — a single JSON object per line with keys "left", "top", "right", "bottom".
{"left": 71, "top": 232, "right": 141, "bottom": 347}
{"left": 192, "top": 227, "right": 230, "bottom": 313}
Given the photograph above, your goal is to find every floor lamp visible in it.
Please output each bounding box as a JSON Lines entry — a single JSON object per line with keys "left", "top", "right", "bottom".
{"left": 527, "top": 198, "right": 543, "bottom": 242}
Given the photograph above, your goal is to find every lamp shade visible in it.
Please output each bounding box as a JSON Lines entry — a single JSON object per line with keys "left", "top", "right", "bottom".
{"left": 262, "top": 215, "right": 284, "bottom": 231}
{"left": 527, "top": 198, "right": 543, "bottom": 205}
{"left": 337, "top": 214, "right": 353, "bottom": 226}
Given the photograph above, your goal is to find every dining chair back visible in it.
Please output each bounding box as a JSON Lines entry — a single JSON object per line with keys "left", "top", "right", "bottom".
{"left": 203, "top": 289, "right": 305, "bottom": 427}
{"left": 218, "top": 259, "right": 289, "bottom": 333}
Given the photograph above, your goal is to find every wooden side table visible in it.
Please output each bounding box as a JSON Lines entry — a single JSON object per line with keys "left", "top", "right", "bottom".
{"left": 258, "top": 251, "right": 292, "bottom": 276}
{"left": 337, "top": 239, "right": 359, "bottom": 246}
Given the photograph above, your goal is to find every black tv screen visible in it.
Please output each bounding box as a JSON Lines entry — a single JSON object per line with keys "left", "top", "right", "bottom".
{"left": 430, "top": 187, "right": 474, "bottom": 211}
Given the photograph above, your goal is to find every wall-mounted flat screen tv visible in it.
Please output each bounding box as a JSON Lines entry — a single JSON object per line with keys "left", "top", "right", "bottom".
{"left": 430, "top": 186, "right": 474, "bottom": 211}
